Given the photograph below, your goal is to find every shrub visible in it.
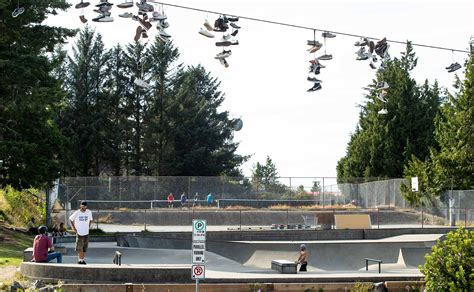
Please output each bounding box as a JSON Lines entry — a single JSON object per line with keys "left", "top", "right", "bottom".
{"left": 421, "top": 227, "right": 473, "bottom": 291}
{"left": 0, "top": 186, "right": 44, "bottom": 227}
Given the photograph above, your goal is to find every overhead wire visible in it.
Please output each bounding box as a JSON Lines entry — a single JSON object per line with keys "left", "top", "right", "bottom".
{"left": 149, "top": 1, "right": 470, "bottom": 54}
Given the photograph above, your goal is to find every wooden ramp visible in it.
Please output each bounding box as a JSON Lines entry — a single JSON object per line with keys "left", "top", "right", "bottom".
{"left": 334, "top": 214, "right": 371, "bottom": 229}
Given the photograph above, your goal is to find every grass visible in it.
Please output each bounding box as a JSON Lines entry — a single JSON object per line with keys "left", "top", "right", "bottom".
{"left": 0, "top": 225, "right": 32, "bottom": 267}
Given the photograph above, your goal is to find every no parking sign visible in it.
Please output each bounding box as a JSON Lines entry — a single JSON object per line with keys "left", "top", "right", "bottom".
{"left": 192, "top": 264, "right": 206, "bottom": 279}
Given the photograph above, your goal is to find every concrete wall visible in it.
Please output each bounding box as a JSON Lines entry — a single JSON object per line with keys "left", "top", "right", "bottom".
{"left": 20, "top": 262, "right": 192, "bottom": 283}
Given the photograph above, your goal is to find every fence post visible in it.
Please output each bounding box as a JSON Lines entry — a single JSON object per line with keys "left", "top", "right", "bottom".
{"left": 322, "top": 177, "right": 325, "bottom": 209}
{"left": 286, "top": 209, "right": 289, "bottom": 226}
{"left": 239, "top": 209, "right": 242, "bottom": 230}
{"left": 465, "top": 208, "right": 468, "bottom": 227}
{"left": 144, "top": 209, "right": 147, "bottom": 231}
{"left": 96, "top": 209, "right": 99, "bottom": 230}
{"left": 377, "top": 207, "right": 380, "bottom": 229}
{"left": 421, "top": 205, "right": 424, "bottom": 228}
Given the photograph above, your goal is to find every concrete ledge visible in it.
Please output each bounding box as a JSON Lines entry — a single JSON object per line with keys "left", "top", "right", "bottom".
{"left": 53, "top": 235, "right": 116, "bottom": 244}
{"left": 20, "top": 262, "right": 192, "bottom": 283}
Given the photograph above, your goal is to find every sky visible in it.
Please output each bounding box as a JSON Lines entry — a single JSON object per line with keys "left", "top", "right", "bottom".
{"left": 45, "top": 0, "right": 473, "bottom": 180}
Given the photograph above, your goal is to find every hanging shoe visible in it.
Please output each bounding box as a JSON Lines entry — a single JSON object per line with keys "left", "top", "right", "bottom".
{"left": 138, "top": 16, "right": 152, "bottom": 30}
{"left": 377, "top": 81, "right": 389, "bottom": 90}
{"left": 12, "top": 6, "right": 25, "bottom": 17}
{"left": 159, "top": 30, "right": 171, "bottom": 38}
{"left": 226, "top": 16, "right": 239, "bottom": 22}
{"left": 376, "top": 92, "right": 387, "bottom": 102}
{"left": 92, "top": 14, "right": 105, "bottom": 22}
{"left": 230, "top": 22, "right": 240, "bottom": 29}
{"left": 231, "top": 29, "right": 239, "bottom": 37}
{"left": 354, "top": 37, "right": 368, "bottom": 46}
{"left": 307, "top": 77, "right": 322, "bottom": 83}
{"left": 204, "top": 19, "right": 214, "bottom": 31}
{"left": 96, "top": 1, "right": 113, "bottom": 7}
{"left": 119, "top": 12, "right": 133, "bottom": 18}
{"left": 142, "top": 30, "right": 148, "bottom": 39}
{"left": 133, "top": 25, "right": 142, "bottom": 41}
{"left": 321, "top": 31, "right": 336, "bottom": 38}
{"left": 307, "top": 83, "right": 322, "bottom": 92}
{"left": 219, "top": 58, "right": 229, "bottom": 68}
{"left": 378, "top": 108, "right": 388, "bottom": 115}
{"left": 222, "top": 34, "right": 232, "bottom": 41}
{"left": 355, "top": 47, "right": 366, "bottom": 55}
{"left": 215, "top": 50, "right": 232, "bottom": 59}
{"left": 307, "top": 40, "right": 323, "bottom": 47}
{"left": 136, "top": 2, "right": 153, "bottom": 13}
{"left": 75, "top": 0, "right": 90, "bottom": 9}
{"left": 79, "top": 15, "right": 88, "bottom": 23}
{"left": 308, "top": 46, "right": 322, "bottom": 53}
{"left": 117, "top": 1, "right": 133, "bottom": 8}
{"left": 317, "top": 54, "right": 333, "bottom": 61}
{"left": 369, "top": 41, "right": 375, "bottom": 53}
{"left": 134, "top": 78, "right": 151, "bottom": 88}
{"left": 447, "top": 62, "right": 461, "bottom": 72}
{"left": 369, "top": 62, "right": 376, "bottom": 69}
{"left": 199, "top": 28, "right": 214, "bottom": 38}
{"left": 356, "top": 52, "right": 369, "bottom": 61}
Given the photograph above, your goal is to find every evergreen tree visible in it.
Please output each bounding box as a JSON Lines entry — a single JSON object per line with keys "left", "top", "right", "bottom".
{"left": 60, "top": 27, "right": 112, "bottom": 176}
{"left": 0, "top": 0, "right": 75, "bottom": 188}
{"left": 337, "top": 43, "right": 441, "bottom": 182}
{"left": 403, "top": 55, "right": 474, "bottom": 202}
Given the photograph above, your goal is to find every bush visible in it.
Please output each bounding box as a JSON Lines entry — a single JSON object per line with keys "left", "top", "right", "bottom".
{"left": 0, "top": 186, "right": 45, "bottom": 227}
{"left": 421, "top": 227, "right": 473, "bottom": 291}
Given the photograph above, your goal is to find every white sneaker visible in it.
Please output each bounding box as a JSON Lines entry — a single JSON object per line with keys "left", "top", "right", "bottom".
{"left": 98, "top": 16, "right": 113, "bottom": 22}
{"left": 159, "top": 30, "right": 171, "bottom": 38}
{"left": 215, "top": 50, "right": 232, "bottom": 59}
{"left": 117, "top": 1, "right": 133, "bottom": 9}
{"left": 378, "top": 108, "right": 388, "bottom": 115}
{"left": 134, "top": 78, "right": 151, "bottom": 88}
{"left": 222, "top": 34, "right": 231, "bottom": 41}
{"left": 376, "top": 93, "right": 387, "bottom": 103}
{"left": 199, "top": 28, "right": 214, "bottom": 38}
{"left": 119, "top": 12, "right": 133, "bottom": 18}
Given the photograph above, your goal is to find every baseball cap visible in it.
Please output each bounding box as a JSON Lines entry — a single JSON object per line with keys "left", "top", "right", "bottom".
{"left": 80, "top": 200, "right": 88, "bottom": 206}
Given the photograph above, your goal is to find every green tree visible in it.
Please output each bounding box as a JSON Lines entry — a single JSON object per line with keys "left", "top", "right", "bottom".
{"left": 337, "top": 43, "right": 441, "bottom": 182}
{"left": 421, "top": 227, "right": 473, "bottom": 291}
{"left": 60, "top": 27, "right": 112, "bottom": 176}
{"left": 0, "top": 0, "right": 75, "bottom": 188}
{"left": 403, "top": 54, "right": 473, "bottom": 202}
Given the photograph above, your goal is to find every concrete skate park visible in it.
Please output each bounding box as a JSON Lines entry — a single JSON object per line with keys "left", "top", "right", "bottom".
{"left": 21, "top": 208, "right": 470, "bottom": 290}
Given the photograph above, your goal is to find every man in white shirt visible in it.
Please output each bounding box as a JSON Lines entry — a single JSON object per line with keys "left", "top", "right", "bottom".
{"left": 69, "top": 200, "right": 93, "bottom": 264}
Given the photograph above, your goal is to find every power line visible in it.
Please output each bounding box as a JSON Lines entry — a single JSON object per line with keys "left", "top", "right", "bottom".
{"left": 150, "top": 1, "right": 470, "bottom": 54}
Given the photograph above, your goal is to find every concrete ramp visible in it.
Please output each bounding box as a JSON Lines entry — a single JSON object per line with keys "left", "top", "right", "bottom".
{"left": 397, "top": 247, "right": 432, "bottom": 268}
{"left": 207, "top": 236, "right": 441, "bottom": 271}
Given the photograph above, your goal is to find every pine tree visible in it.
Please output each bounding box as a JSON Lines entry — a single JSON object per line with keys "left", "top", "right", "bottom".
{"left": 0, "top": 0, "right": 75, "bottom": 188}
{"left": 337, "top": 43, "right": 441, "bottom": 183}
{"left": 60, "top": 27, "right": 112, "bottom": 176}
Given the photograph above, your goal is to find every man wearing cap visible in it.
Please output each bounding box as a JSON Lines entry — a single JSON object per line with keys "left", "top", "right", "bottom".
{"left": 69, "top": 201, "right": 93, "bottom": 264}
{"left": 32, "top": 226, "right": 62, "bottom": 263}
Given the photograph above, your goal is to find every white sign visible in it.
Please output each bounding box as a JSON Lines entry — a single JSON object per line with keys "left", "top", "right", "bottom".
{"left": 192, "top": 242, "right": 206, "bottom": 264}
{"left": 411, "top": 177, "right": 419, "bottom": 192}
{"left": 192, "top": 219, "right": 206, "bottom": 241}
{"left": 191, "top": 264, "right": 205, "bottom": 279}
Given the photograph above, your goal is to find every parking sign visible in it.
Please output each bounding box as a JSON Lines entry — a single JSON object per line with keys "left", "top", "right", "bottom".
{"left": 192, "top": 219, "right": 206, "bottom": 241}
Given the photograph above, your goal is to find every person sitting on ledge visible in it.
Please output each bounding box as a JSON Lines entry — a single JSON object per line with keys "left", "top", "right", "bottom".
{"left": 32, "top": 226, "right": 62, "bottom": 263}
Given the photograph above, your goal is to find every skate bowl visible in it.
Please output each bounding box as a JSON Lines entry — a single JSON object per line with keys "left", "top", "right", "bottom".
{"left": 21, "top": 233, "right": 440, "bottom": 283}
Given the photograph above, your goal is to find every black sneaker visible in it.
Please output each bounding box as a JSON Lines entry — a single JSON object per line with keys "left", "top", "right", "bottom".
{"left": 230, "top": 23, "right": 240, "bottom": 29}
{"left": 227, "top": 16, "right": 239, "bottom": 22}
{"left": 215, "top": 41, "right": 232, "bottom": 47}
{"left": 447, "top": 62, "right": 461, "bottom": 73}
{"left": 231, "top": 29, "right": 239, "bottom": 37}
{"left": 369, "top": 62, "right": 376, "bottom": 69}
{"left": 307, "top": 83, "right": 322, "bottom": 92}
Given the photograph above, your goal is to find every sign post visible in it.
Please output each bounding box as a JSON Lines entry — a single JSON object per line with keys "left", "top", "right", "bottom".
{"left": 192, "top": 219, "right": 206, "bottom": 292}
